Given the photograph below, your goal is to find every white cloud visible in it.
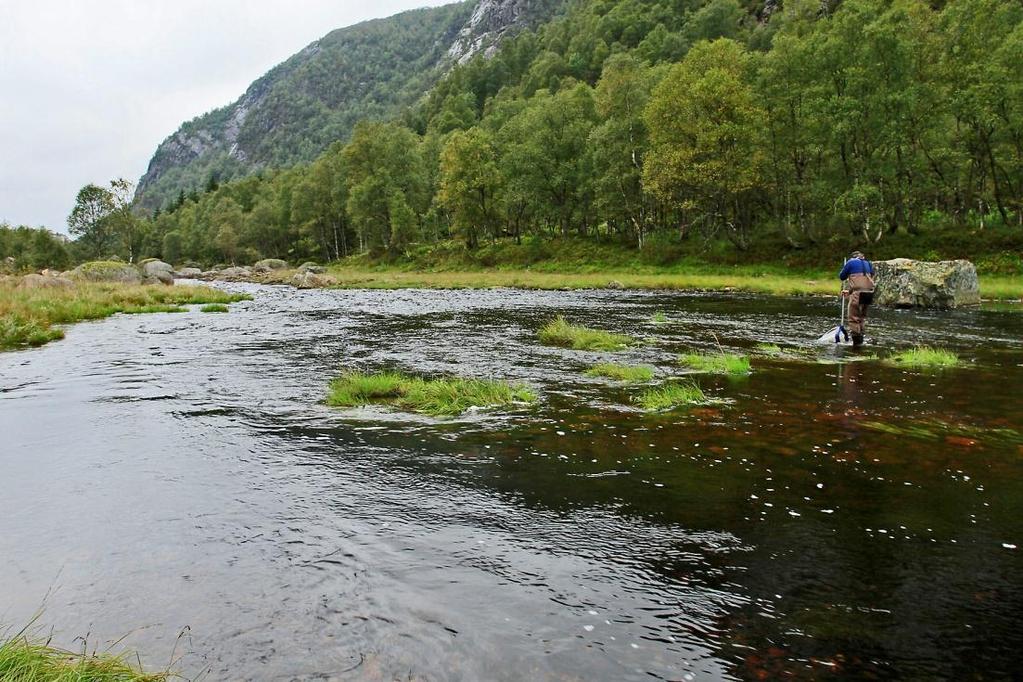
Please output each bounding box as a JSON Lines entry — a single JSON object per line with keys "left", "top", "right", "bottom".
{"left": 0, "top": 0, "right": 454, "bottom": 232}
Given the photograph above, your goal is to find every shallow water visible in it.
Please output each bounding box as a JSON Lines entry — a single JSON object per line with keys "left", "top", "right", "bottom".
{"left": 1, "top": 284, "right": 1021, "bottom": 680}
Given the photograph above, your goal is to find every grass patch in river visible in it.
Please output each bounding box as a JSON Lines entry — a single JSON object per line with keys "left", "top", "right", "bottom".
{"left": 0, "top": 281, "right": 250, "bottom": 351}
{"left": 0, "top": 635, "right": 167, "bottom": 681}
{"left": 120, "top": 304, "right": 187, "bottom": 314}
{"left": 885, "top": 346, "right": 960, "bottom": 370}
{"left": 200, "top": 303, "right": 230, "bottom": 313}
{"left": 651, "top": 311, "right": 669, "bottom": 324}
{"left": 586, "top": 363, "right": 654, "bottom": 382}
{"left": 537, "top": 316, "right": 635, "bottom": 351}
{"left": 327, "top": 371, "right": 536, "bottom": 417}
{"left": 678, "top": 352, "right": 751, "bottom": 375}
{"left": 634, "top": 380, "right": 715, "bottom": 411}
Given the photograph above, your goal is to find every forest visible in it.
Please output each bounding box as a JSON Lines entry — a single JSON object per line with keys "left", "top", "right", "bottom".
{"left": 60, "top": 0, "right": 1023, "bottom": 273}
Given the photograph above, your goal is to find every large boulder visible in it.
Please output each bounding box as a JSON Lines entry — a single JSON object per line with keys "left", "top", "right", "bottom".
{"left": 18, "top": 273, "right": 75, "bottom": 289}
{"left": 71, "top": 261, "right": 143, "bottom": 284}
{"left": 141, "top": 259, "right": 174, "bottom": 285}
{"left": 175, "top": 267, "right": 203, "bottom": 279}
{"left": 873, "top": 258, "right": 981, "bottom": 309}
{"left": 253, "top": 258, "right": 288, "bottom": 273}
{"left": 291, "top": 271, "right": 336, "bottom": 289}
{"left": 297, "top": 262, "right": 326, "bottom": 274}
{"left": 219, "top": 266, "right": 253, "bottom": 280}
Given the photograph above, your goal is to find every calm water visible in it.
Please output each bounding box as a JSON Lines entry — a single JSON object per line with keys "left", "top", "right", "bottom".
{"left": 1, "top": 284, "right": 1021, "bottom": 681}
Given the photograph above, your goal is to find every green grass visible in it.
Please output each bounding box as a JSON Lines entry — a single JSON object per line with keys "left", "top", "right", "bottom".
{"left": 885, "top": 346, "right": 961, "bottom": 369}
{"left": 678, "top": 352, "right": 752, "bottom": 375}
{"left": 200, "top": 304, "right": 230, "bottom": 313}
{"left": 755, "top": 343, "right": 783, "bottom": 355}
{"left": 634, "top": 381, "right": 713, "bottom": 411}
{"left": 0, "top": 281, "right": 250, "bottom": 351}
{"left": 537, "top": 316, "right": 635, "bottom": 351}
{"left": 585, "top": 363, "right": 655, "bottom": 382}
{"left": 326, "top": 371, "right": 536, "bottom": 417}
{"left": 651, "top": 311, "right": 669, "bottom": 324}
{"left": 0, "top": 636, "right": 167, "bottom": 681}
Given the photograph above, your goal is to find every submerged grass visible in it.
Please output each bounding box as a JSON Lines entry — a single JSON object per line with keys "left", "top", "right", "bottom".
{"left": 200, "top": 304, "right": 230, "bottom": 313}
{"left": 326, "top": 371, "right": 536, "bottom": 417}
{"left": 678, "top": 352, "right": 752, "bottom": 375}
{"left": 651, "top": 311, "right": 669, "bottom": 324}
{"left": 537, "top": 316, "right": 635, "bottom": 351}
{"left": 0, "top": 636, "right": 167, "bottom": 682}
{"left": 885, "top": 346, "right": 960, "bottom": 369}
{"left": 0, "top": 282, "right": 250, "bottom": 351}
{"left": 586, "top": 363, "right": 655, "bottom": 382}
{"left": 634, "top": 381, "right": 712, "bottom": 411}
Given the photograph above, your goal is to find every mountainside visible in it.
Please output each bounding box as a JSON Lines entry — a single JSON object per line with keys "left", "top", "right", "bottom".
{"left": 136, "top": 0, "right": 565, "bottom": 211}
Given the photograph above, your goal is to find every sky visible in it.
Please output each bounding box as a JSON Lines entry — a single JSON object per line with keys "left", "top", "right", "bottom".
{"left": 0, "top": 0, "right": 453, "bottom": 233}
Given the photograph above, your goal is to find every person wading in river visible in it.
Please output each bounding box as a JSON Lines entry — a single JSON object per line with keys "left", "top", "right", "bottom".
{"left": 839, "top": 250, "right": 875, "bottom": 347}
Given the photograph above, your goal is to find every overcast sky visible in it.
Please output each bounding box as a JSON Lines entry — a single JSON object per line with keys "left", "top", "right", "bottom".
{"left": 0, "top": 0, "right": 453, "bottom": 233}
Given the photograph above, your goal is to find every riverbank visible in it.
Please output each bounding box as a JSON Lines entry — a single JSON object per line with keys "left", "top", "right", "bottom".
{"left": 0, "top": 635, "right": 166, "bottom": 681}
{"left": 0, "top": 281, "right": 249, "bottom": 351}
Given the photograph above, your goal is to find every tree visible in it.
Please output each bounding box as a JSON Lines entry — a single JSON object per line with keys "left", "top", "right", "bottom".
{"left": 438, "top": 128, "right": 503, "bottom": 248}
{"left": 68, "top": 184, "right": 116, "bottom": 259}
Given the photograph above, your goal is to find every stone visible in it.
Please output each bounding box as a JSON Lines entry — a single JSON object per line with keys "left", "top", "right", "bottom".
{"left": 873, "top": 258, "right": 981, "bottom": 309}
{"left": 219, "top": 266, "right": 253, "bottom": 280}
{"left": 297, "top": 262, "right": 326, "bottom": 274}
{"left": 291, "top": 271, "right": 336, "bottom": 289}
{"left": 253, "top": 258, "right": 288, "bottom": 272}
{"left": 18, "top": 273, "right": 75, "bottom": 289}
{"left": 175, "top": 267, "right": 203, "bottom": 278}
{"left": 71, "top": 261, "right": 143, "bottom": 284}
{"left": 606, "top": 280, "right": 625, "bottom": 290}
{"left": 141, "top": 259, "right": 175, "bottom": 285}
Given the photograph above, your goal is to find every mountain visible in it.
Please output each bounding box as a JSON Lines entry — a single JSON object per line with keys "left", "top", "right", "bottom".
{"left": 136, "top": 0, "right": 565, "bottom": 211}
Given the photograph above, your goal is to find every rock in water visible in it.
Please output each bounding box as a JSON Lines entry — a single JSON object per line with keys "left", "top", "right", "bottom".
{"left": 291, "top": 271, "right": 336, "bottom": 289}
{"left": 873, "top": 258, "right": 980, "bottom": 309}
{"left": 141, "top": 259, "right": 175, "bottom": 285}
{"left": 252, "top": 258, "right": 288, "bottom": 272}
{"left": 71, "top": 261, "right": 143, "bottom": 284}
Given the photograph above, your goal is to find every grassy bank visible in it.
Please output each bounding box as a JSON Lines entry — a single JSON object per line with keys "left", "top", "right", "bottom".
{"left": 0, "top": 636, "right": 167, "bottom": 682}
{"left": 0, "top": 282, "right": 249, "bottom": 351}
{"left": 311, "top": 239, "right": 1023, "bottom": 299}
{"left": 326, "top": 371, "right": 536, "bottom": 417}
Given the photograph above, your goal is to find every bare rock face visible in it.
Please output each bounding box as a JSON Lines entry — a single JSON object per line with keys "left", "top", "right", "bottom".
{"left": 18, "top": 273, "right": 75, "bottom": 289}
{"left": 873, "top": 258, "right": 981, "bottom": 309}
{"left": 448, "top": 0, "right": 541, "bottom": 63}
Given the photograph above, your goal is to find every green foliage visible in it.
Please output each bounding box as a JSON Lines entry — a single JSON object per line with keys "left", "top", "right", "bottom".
{"left": 537, "top": 316, "right": 635, "bottom": 350}
{"left": 326, "top": 371, "right": 536, "bottom": 416}
{"left": 634, "top": 380, "right": 712, "bottom": 411}
{"left": 678, "top": 352, "right": 752, "bottom": 375}
{"left": 200, "top": 303, "right": 230, "bottom": 313}
{"left": 0, "top": 635, "right": 166, "bottom": 681}
{"left": 885, "top": 346, "right": 961, "bottom": 369}
{"left": 0, "top": 224, "right": 71, "bottom": 272}
{"left": 586, "top": 363, "right": 655, "bottom": 381}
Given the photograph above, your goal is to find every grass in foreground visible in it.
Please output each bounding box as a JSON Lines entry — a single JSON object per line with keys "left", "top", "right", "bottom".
{"left": 538, "top": 316, "right": 635, "bottom": 351}
{"left": 634, "top": 381, "right": 714, "bottom": 411}
{"left": 885, "top": 346, "right": 960, "bottom": 369}
{"left": 0, "top": 636, "right": 167, "bottom": 682}
{"left": 678, "top": 352, "right": 752, "bottom": 375}
{"left": 586, "top": 363, "right": 655, "bottom": 382}
{"left": 0, "top": 282, "right": 250, "bottom": 351}
{"left": 326, "top": 371, "right": 536, "bottom": 417}
{"left": 200, "top": 304, "right": 230, "bottom": 313}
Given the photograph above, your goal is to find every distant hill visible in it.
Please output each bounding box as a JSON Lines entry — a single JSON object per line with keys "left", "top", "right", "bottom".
{"left": 136, "top": 0, "right": 565, "bottom": 211}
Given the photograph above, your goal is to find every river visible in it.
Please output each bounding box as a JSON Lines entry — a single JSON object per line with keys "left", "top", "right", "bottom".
{"left": 1, "top": 284, "right": 1021, "bottom": 680}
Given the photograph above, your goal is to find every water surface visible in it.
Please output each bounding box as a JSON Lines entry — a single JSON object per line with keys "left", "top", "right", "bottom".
{"left": 1, "top": 285, "right": 1021, "bottom": 680}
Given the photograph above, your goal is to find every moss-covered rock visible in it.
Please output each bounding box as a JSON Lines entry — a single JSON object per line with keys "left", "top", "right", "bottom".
{"left": 874, "top": 259, "right": 980, "bottom": 309}
{"left": 253, "top": 258, "right": 288, "bottom": 272}
{"left": 71, "top": 261, "right": 143, "bottom": 284}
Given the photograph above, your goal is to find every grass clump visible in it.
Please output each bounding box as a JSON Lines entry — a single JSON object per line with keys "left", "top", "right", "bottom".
{"left": 885, "top": 346, "right": 960, "bottom": 369}
{"left": 678, "top": 352, "right": 751, "bottom": 375}
{"left": 537, "top": 316, "right": 635, "bottom": 351}
{"left": 651, "top": 311, "right": 669, "bottom": 324}
{"left": 755, "top": 343, "right": 783, "bottom": 355}
{"left": 634, "top": 381, "right": 712, "bottom": 411}
{"left": 200, "top": 304, "right": 230, "bottom": 313}
{"left": 0, "top": 636, "right": 167, "bottom": 681}
{"left": 0, "top": 281, "right": 250, "bottom": 351}
{"left": 586, "top": 363, "right": 654, "bottom": 382}
{"left": 327, "top": 371, "right": 536, "bottom": 417}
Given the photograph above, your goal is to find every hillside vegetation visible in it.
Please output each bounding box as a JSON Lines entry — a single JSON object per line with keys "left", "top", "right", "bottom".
{"left": 61, "top": 0, "right": 1023, "bottom": 279}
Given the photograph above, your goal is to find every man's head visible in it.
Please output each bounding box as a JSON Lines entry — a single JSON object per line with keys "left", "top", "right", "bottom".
{"left": 850, "top": 250, "right": 865, "bottom": 259}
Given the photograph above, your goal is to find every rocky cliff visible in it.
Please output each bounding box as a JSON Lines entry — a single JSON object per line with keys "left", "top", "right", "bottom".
{"left": 136, "top": 0, "right": 564, "bottom": 212}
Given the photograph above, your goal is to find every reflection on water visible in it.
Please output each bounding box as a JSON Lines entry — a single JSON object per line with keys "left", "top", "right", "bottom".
{"left": 1, "top": 285, "right": 1021, "bottom": 680}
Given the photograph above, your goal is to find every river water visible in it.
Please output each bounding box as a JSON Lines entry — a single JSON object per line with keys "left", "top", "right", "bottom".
{"left": 1, "top": 284, "right": 1021, "bottom": 680}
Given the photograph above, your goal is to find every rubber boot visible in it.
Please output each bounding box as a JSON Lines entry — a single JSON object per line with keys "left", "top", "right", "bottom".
{"left": 852, "top": 333, "right": 864, "bottom": 347}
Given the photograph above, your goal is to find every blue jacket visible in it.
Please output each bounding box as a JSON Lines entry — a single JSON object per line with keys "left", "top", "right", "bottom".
{"left": 839, "top": 258, "right": 874, "bottom": 280}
